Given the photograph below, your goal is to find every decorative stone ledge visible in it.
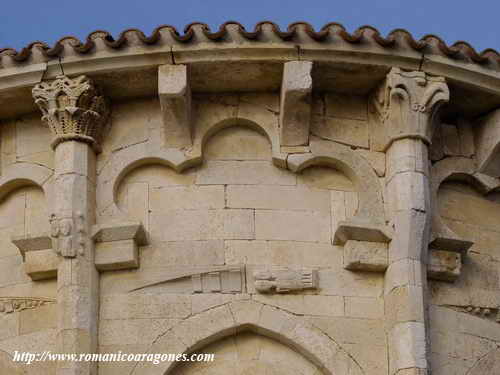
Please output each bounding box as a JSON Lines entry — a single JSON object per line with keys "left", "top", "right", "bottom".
{"left": 334, "top": 219, "right": 393, "bottom": 245}
{"left": 342, "top": 239, "right": 462, "bottom": 282}
{"left": 11, "top": 234, "right": 58, "bottom": 281}
{"left": 427, "top": 249, "right": 461, "bottom": 282}
{"left": 343, "top": 240, "right": 389, "bottom": 272}
{"left": 92, "top": 221, "right": 148, "bottom": 271}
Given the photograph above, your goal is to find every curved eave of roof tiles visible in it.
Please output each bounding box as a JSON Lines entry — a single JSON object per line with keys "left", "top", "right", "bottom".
{"left": 0, "top": 21, "right": 499, "bottom": 100}
{"left": 1, "top": 22, "right": 498, "bottom": 67}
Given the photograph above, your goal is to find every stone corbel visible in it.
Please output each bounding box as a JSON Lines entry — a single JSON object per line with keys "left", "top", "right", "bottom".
{"left": 11, "top": 234, "right": 59, "bottom": 281}
{"left": 343, "top": 239, "right": 389, "bottom": 272}
{"left": 92, "top": 221, "right": 148, "bottom": 271}
{"left": 343, "top": 239, "right": 461, "bottom": 281}
{"left": 335, "top": 219, "right": 393, "bottom": 245}
{"left": 279, "top": 61, "right": 313, "bottom": 147}
{"left": 158, "top": 64, "right": 192, "bottom": 148}
{"left": 427, "top": 249, "right": 461, "bottom": 282}
{"left": 475, "top": 109, "right": 500, "bottom": 177}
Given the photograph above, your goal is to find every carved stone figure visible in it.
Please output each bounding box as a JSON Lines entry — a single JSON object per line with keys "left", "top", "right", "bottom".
{"left": 59, "top": 218, "right": 74, "bottom": 257}
{"left": 49, "top": 213, "right": 61, "bottom": 255}
{"left": 253, "top": 267, "right": 318, "bottom": 294}
{"left": 0, "top": 297, "right": 55, "bottom": 314}
{"left": 49, "top": 213, "right": 87, "bottom": 258}
{"left": 129, "top": 265, "right": 245, "bottom": 294}
{"left": 75, "top": 211, "right": 86, "bottom": 256}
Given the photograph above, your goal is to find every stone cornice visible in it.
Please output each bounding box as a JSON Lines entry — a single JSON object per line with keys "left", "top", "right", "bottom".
{"left": 0, "top": 22, "right": 499, "bottom": 122}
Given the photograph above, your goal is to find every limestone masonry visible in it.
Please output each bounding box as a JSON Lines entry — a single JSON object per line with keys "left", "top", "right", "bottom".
{"left": 0, "top": 22, "right": 499, "bottom": 374}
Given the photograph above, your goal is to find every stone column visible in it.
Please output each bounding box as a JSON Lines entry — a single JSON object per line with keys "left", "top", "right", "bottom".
{"left": 379, "top": 68, "right": 449, "bottom": 375}
{"left": 33, "top": 76, "right": 109, "bottom": 375}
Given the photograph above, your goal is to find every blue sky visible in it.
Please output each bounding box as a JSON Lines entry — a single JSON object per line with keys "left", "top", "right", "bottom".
{"left": 0, "top": 0, "right": 498, "bottom": 52}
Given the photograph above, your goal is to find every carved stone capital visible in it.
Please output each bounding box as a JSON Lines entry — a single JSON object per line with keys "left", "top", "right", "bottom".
{"left": 372, "top": 68, "right": 449, "bottom": 150}
{"left": 32, "top": 75, "right": 109, "bottom": 152}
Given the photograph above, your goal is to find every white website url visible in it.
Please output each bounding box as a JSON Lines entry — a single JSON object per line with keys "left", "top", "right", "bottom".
{"left": 13, "top": 351, "right": 215, "bottom": 365}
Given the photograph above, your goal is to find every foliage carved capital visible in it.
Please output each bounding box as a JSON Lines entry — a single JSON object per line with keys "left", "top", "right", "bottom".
{"left": 32, "top": 75, "right": 109, "bottom": 152}
{"left": 372, "top": 68, "right": 449, "bottom": 150}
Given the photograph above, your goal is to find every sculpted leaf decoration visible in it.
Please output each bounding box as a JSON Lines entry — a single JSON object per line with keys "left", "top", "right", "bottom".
{"left": 32, "top": 75, "right": 109, "bottom": 151}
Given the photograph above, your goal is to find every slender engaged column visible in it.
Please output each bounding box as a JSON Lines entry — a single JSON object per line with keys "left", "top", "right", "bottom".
{"left": 376, "top": 68, "right": 449, "bottom": 375}
{"left": 33, "top": 76, "right": 109, "bottom": 375}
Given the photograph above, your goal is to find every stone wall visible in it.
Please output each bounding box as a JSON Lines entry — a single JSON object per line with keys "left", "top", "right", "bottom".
{"left": 0, "top": 48, "right": 498, "bottom": 375}
{"left": 0, "top": 117, "right": 57, "bottom": 374}
{"left": 429, "top": 182, "right": 500, "bottom": 374}
{"left": 97, "top": 94, "right": 386, "bottom": 375}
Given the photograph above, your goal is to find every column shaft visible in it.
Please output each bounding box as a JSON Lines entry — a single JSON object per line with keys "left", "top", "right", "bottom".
{"left": 385, "top": 138, "right": 431, "bottom": 375}
{"left": 54, "top": 141, "right": 98, "bottom": 375}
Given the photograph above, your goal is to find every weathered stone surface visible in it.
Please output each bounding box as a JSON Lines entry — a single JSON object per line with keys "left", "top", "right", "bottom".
{"left": 150, "top": 185, "right": 225, "bottom": 211}
{"left": 196, "top": 160, "right": 296, "bottom": 185}
{"left": 255, "top": 210, "right": 331, "bottom": 243}
{"left": 356, "top": 149, "right": 386, "bottom": 177}
{"left": 225, "top": 240, "right": 341, "bottom": 267}
{"left": 298, "top": 166, "right": 355, "bottom": 191}
{"left": 440, "top": 123, "right": 461, "bottom": 156}
{"left": 19, "top": 302, "right": 57, "bottom": 334}
{"left": 227, "top": 185, "right": 329, "bottom": 211}
{"left": 205, "top": 126, "right": 272, "bottom": 161}
{"left": 150, "top": 209, "right": 255, "bottom": 241}
{"left": 345, "top": 296, "right": 384, "bottom": 319}
{"left": 311, "top": 116, "right": 369, "bottom": 148}
{"left": 389, "top": 322, "right": 428, "bottom": 373}
{"left": 100, "top": 293, "right": 191, "bottom": 320}
{"left": 141, "top": 240, "right": 224, "bottom": 268}
{"left": 317, "top": 268, "right": 384, "bottom": 297}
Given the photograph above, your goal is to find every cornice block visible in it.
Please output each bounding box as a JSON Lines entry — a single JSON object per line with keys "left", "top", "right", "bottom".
{"left": 475, "top": 109, "right": 500, "bottom": 177}
{"left": 158, "top": 64, "right": 192, "bottom": 148}
{"left": 11, "top": 234, "right": 58, "bottom": 281}
{"left": 279, "top": 61, "right": 313, "bottom": 146}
